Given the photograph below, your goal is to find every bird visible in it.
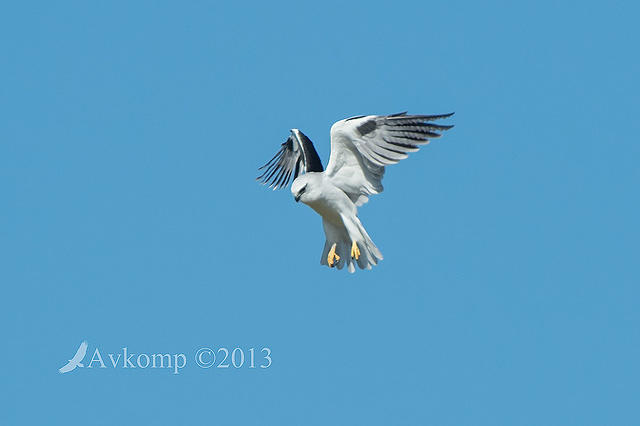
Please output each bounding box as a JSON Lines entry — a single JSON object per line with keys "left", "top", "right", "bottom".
{"left": 58, "top": 340, "right": 88, "bottom": 373}
{"left": 257, "top": 112, "right": 454, "bottom": 273}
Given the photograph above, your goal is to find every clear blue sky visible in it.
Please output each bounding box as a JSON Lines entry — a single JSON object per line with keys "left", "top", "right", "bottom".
{"left": 2, "top": 1, "right": 638, "bottom": 424}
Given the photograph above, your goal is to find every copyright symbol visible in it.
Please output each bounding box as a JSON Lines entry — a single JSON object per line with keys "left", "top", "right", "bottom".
{"left": 195, "top": 347, "right": 215, "bottom": 368}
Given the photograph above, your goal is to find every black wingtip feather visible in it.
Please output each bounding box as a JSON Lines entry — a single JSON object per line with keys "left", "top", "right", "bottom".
{"left": 257, "top": 130, "right": 324, "bottom": 190}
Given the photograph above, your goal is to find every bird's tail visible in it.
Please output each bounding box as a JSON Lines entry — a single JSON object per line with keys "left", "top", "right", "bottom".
{"left": 352, "top": 217, "right": 383, "bottom": 270}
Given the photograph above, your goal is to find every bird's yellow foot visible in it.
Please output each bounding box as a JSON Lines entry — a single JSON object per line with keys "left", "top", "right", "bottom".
{"left": 328, "top": 243, "right": 340, "bottom": 267}
{"left": 351, "top": 241, "right": 360, "bottom": 260}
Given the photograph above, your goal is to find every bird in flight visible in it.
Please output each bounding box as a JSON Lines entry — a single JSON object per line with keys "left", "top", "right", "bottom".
{"left": 58, "top": 340, "right": 88, "bottom": 373}
{"left": 257, "top": 112, "right": 454, "bottom": 272}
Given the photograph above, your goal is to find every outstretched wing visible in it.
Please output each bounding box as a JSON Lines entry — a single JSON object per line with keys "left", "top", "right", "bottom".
{"left": 257, "top": 129, "right": 324, "bottom": 190}
{"left": 325, "top": 112, "right": 454, "bottom": 205}
{"left": 71, "top": 341, "right": 88, "bottom": 362}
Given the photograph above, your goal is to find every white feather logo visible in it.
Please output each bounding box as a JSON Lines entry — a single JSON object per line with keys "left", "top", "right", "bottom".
{"left": 58, "top": 341, "right": 88, "bottom": 374}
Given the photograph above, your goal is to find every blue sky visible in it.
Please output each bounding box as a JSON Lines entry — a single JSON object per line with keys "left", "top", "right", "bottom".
{"left": 2, "top": 1, "right": 638, "bottom": 424}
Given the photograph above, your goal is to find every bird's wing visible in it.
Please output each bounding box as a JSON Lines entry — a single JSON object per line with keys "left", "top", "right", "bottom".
{"left": 59, "top": 362, "right": 74, "bottom": 373}
{"left": 257, "top": 129, "right": 324, "bottom": 190}
{"left": 71, "top": 341, "right": 88, "bottom": 362}
{"left": 325, "top": 112, "right": 454, "bottom": 205}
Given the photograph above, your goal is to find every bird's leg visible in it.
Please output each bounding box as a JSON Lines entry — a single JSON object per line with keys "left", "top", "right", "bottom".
{"left": 350, "top": 241, "right": 360, "bottom": 260}
{"left": 328, "top": 243, "right": 340, "bottom": 267}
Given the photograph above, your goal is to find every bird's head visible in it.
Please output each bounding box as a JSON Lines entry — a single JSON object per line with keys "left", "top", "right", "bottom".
{"left": 291, "top": 173, "right": 322, "bottom": 204}
{"left": 291, "top": 175, "right": 309, "bottom": 203}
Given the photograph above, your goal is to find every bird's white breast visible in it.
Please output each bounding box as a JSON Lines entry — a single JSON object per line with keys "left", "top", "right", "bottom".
{"left": 303, "top": 178, "right": 355, "bottom": 226}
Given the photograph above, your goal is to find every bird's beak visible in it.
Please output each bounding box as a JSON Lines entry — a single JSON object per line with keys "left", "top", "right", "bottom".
{"left": 294, "top": 194, "right": 301, "bottom": 202}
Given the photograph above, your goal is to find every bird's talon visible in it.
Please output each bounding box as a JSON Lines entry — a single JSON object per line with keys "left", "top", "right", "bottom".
{"left": 351, "top": 241, "right": 360, "bottom": 259}
{"left": 328, "top": 243, "right": 340, "bottom": 267}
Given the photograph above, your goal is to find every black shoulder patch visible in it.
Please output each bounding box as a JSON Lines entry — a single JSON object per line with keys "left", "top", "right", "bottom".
{"left": 357, "top": 120, "right": 377, "bottom": 136}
